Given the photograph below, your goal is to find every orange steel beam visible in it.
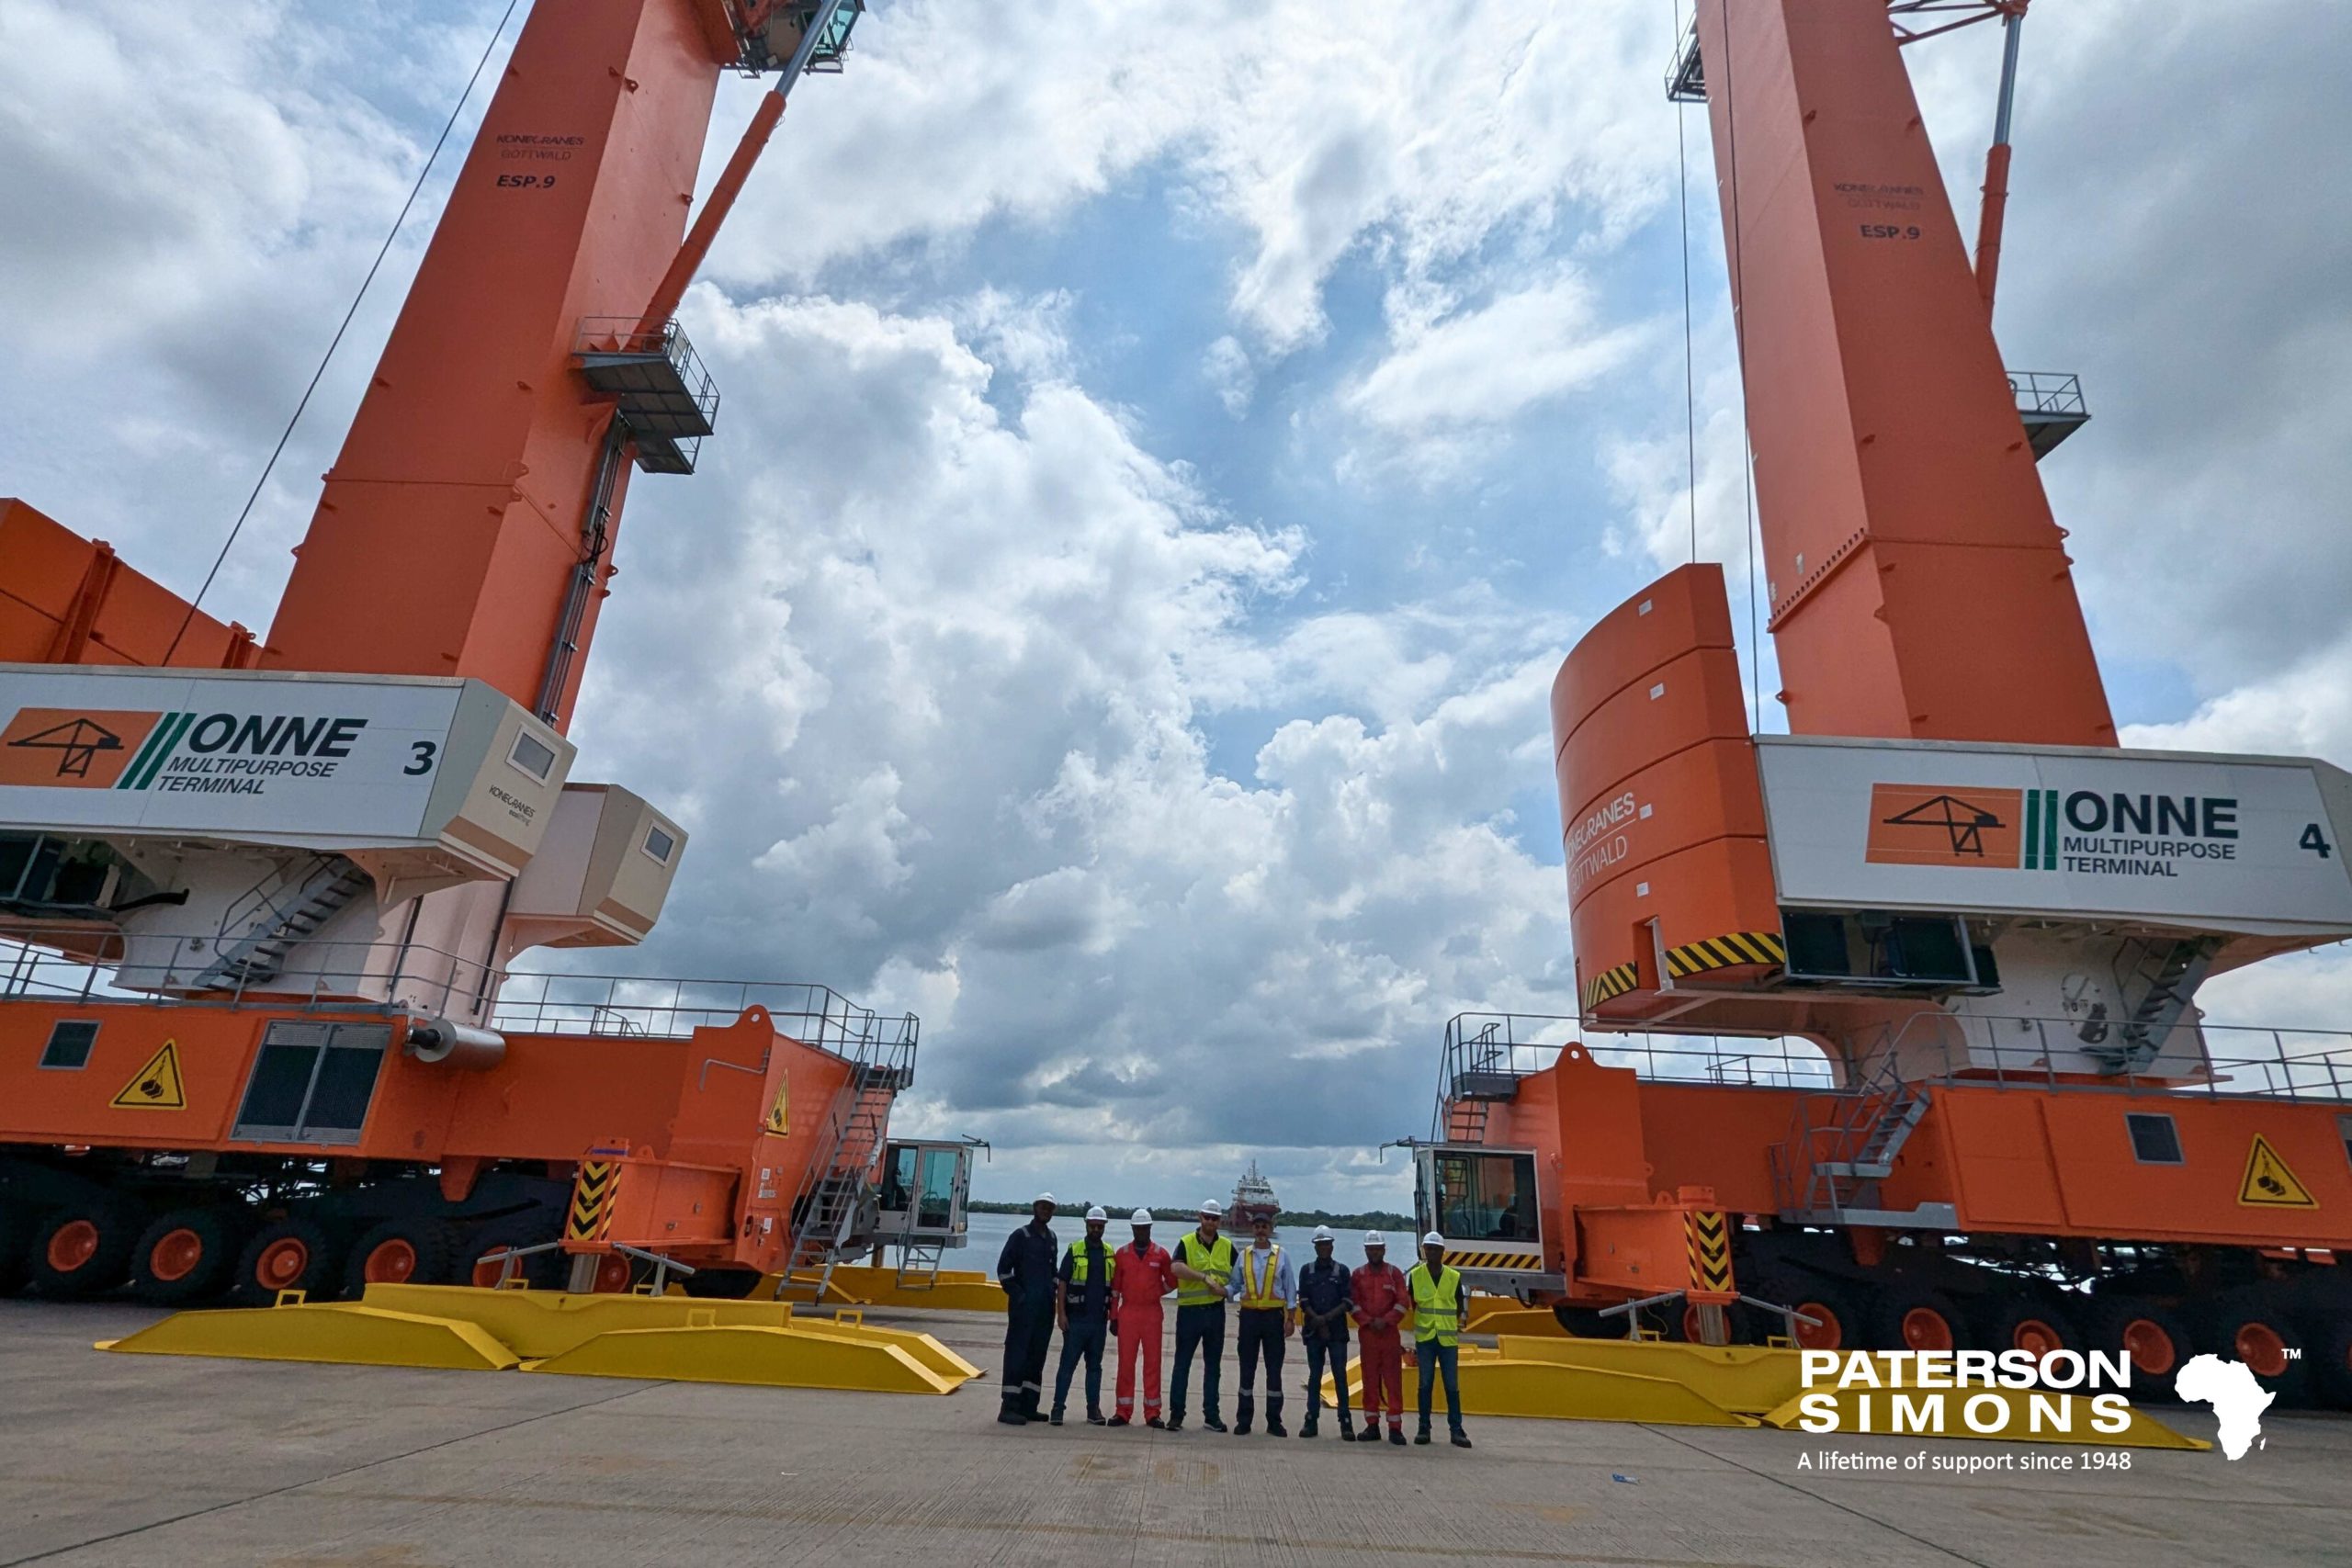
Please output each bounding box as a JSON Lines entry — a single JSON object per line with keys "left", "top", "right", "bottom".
{"left": 261, "top": 0, "right": 733, "bottom": 730}
{"left": 1693, "top": 0, "right": 2110, "bottom": 747}
{"left": 638, "top": 91, "right": 785, "bottom": 335}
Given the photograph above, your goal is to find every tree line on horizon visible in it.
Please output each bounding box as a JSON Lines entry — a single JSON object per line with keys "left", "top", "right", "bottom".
{"left": 967, "top": 1197, "right": 1415, "bottom": 1230}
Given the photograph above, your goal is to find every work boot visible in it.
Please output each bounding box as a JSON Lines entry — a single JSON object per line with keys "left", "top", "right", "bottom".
{"left": 1146, "top": 1416, "right": 1166, "bottom": 1430}
{"left": 1048, "top": 1410, "right": 1065, "bottom": 1426}
{"left": 1234, "top": 1396, "right": 1252, "bottom": 1437}
{"left": 1414, "top": 1427, "right": 1432, "bottom": 1446}
{"left": 1087, "top": 1410, "right": 1107, "bottom": 1426}
{"left": 1107, "top": 1416, "right": 1130, "bottom": 1428}
{"left": 1165, "top": 1416, "right": 1185, "bottom": 1433}
{"left": 1203, "top": 1415, "right": 1228, "bottom": 1433}
{"left": 1266, "top": 1416, "right": 1288, "bottom": 1438}
{"left": 998, "top": 1407, "right": 1028, "bottom": 1427}
{"left": 1450, "top": 1430, "right": 1474, "bottom": 1450}
{"left": 1300, "top": 1418, "right": 1318, "bottom": 1438}
{"left": 1338, "top": 1423, "right": 1357, "bottom": 1442}
{"left": 1387, "top": 1428, "right": 1408, "bottom": 1447}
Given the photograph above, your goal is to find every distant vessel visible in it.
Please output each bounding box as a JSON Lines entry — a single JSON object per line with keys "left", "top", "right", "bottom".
{"left": 1228, "top": 1160, "right": 1280, "bottom": 1231}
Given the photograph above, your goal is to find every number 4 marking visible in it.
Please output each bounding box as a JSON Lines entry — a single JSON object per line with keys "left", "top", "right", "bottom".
{"left": 2301, "top": 823, "right": 2335, "bottom": 859}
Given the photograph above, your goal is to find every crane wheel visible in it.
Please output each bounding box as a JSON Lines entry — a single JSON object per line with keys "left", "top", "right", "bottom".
{"left": 2197, "top": 1289, "right": 2311, "bottom": 1406}
{"left": 129, "top": 1208, "right": 244, "bottom": 1305}
{"left": 25, "top": 1201, "right": 141, "bottom": 1298}
{"left": 2083, "top": 1296, "right": 2195, "bottom": 1393}
{"left": 232, "top": 1216, "right": 344, "bottom": 1304}
{"left": 1978, "top": 1295, "right": 2081, "bottom": 1370}
{"left": 1759, "top": 1276, "right": 1864, "bottom": 1351}
{"left": 2304, "top": 1314, "right": 2352, "bottom": 1410}
{"left": 462, "top": 1217, "right": 563, "bottom": 1290}
{"left": 1871, "top": 1290, "right": 1964, "bottom": 1354}
{"left": 1550, "top": 1303, "right": 1622, "bottom": 1339}
{"left": 681, "top": 1267, "right": 763, "bottom": 1300}
{"left": 0, "top": 1204, "right": 32, "bottom": 1297}
{"left": 343, "top": 1219, "right": 457, "bottom": 1297}
{"left": 588, "top": 1251, "right": 638, "bottom": 1293}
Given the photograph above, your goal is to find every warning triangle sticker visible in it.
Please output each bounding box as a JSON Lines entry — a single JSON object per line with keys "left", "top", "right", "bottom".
{"left": 109, "top": 1041, "right": 186, "bottom": 1111}
{"left": 2237, "top": 1134, "right": 2316, "bottom": 1209}
{"left": 762, "top": 1078, "right": 789, "bottom": 1135}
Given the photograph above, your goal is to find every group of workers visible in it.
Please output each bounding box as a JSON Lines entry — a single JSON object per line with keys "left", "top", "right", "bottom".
{"left": 995, "top": 1195, "right": 1473, "bottom": 1449}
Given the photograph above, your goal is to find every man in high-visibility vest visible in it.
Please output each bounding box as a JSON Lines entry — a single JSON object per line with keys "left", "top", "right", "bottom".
{"left": 1049, "top": 1206, "right": 1115, "bottom": 1426}
{"left": 1227, "top": 1212, "right": 1295, "bottom": 1436}
{"left": 1109, "top": 1208, "right": 1176, "bottom": 1427}
{"left": 1166, "top": 1199, "right": 1234, "bottom": 1432}
{"left": 1408, "top": 1230, "right": 1473, "bottom": 1449}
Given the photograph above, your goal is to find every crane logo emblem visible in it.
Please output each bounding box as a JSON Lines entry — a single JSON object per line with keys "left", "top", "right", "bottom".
{"left": 1864, "top": 784, "right": 2027, "bottom": 868}
{"left": 0, "top": 708, "right": 168, "bottom": 790}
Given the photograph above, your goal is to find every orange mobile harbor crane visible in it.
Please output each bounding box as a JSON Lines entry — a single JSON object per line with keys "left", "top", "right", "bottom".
{"left": 1420, "top": 0, "right": 2352, "bottom": 1404}
{"left": 0, "top": 1, "right": 976, "bottom": 1308}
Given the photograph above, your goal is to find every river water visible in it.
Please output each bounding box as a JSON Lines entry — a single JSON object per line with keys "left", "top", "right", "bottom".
{"left": 915, "top": 1209, "right": 1399, "bottom": 1272}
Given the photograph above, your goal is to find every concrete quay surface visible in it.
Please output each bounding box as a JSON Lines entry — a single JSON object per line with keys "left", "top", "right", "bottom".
{"left": 3, "top": 1298, "right": 2346, "bottom": 1567}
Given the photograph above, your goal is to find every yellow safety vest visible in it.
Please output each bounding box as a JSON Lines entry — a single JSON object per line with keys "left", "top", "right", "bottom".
{"left": 1238, "top": 1245, "right": 1283, "bottom": 1310}
{"left": 1407, "top": 1262, "right": 1464, "bottom": 1347}
{"left": 1175, "top": 1233, "right": 1235, "bottom": 1307}
{"left": 1068, "top": 1240, "right": 1112, "bottom": 1286}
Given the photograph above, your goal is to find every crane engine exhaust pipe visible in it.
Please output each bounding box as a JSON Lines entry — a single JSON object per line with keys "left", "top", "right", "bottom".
{"left": 404, "top": 1017, "right": 506, "bottom": 1071}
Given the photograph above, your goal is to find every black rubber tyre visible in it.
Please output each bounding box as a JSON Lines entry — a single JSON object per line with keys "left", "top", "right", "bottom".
{"left": 459, "top": 1216, "right": 564, "bottom": 1290}
{"left": 25, "top": 1201, "right": 141, "bottom": 1298}
{"left": 2082, "top": 1295, "right": 2196, "bottom": 1402}
{"left": 342, "top": 1218, "right": 457, "bottom": 1298}
{"left": 2197, "top": 1288, "right": 2312, "bottom": 1408}
{"left": 0, "top": 1203, "right": 32, "bottom": 1296}
{"left": 1550, "top": 1303, "right": 1622, "bottom": 1339}
{"left": 129, "top": 1207, "right": 244, "bottom": 1305}
{"left": 2303, "top": 1314, "right": 2352, "bottom": 1411}
{"left": 681, "top": 1267, "right": 763, "bottom": 1300}
{"left": 1758, "top": 1275, "right": 1870, "bottom": 1351}
{"left": 1976, "top": 1293, "right": 2084, "bottom": 1367}
{"left": 1870, "top": 1288, "right": 1968, "bottom": 1356}
{"left": 232, "top": 1215, "right": 344, "bottom": 1303}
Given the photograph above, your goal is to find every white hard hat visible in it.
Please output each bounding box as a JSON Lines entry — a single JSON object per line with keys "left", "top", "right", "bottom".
{"left": 1421, "top": 1231, "right": 1445, "bottom": 1247}
{"left": 1035, "top": 1191, "right": 1056, "bottom": 1205}
{"left": 1085, "top": 1205, "right": 1108, "bottom": 1223}
{"left": 1312, "top": 1225, "right": 1335, "bottom": 1242}
{"left": 1200, "top": 1199, "right": 1225, "bottom": 1217}
{"left": 1130, "top": 1208, "right": 1154, "bottom": 1224}
{"left": 1363, "top": 1230, "right": 1386, "bottom": 1247}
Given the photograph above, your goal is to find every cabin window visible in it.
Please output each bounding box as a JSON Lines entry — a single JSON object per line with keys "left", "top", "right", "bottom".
{"left": 641, "top": 824, "right": 676, "bottom": 865}
{"left": 40, "top": 1020, "right": 97, "bottom": 1070}
{"left": 2338, "top": 1114, "right": 2352, "bottom": 1172}
{"left": 2127, "top": 1112, "right": 2183, "bottom": 1165}
{"left": 507, "top": 729, "right": 557, "bottom": 783}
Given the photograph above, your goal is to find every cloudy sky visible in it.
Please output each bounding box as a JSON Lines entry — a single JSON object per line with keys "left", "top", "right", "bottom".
{"left": 5, "top": 0, "right": 2347, "bottom": 1213}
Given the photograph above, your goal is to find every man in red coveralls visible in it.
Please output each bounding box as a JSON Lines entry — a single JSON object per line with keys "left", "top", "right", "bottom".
{"left": 1349, "top": 1229, "right": 1410, "bottom": 1446}
{"left": 1109, "top": 1207, "right": 1177, "bottom": 1427}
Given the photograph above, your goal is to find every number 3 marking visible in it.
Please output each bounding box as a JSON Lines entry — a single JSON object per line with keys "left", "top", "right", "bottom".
{"left": 406, "top": 741, "right": 438, "bottom": 776}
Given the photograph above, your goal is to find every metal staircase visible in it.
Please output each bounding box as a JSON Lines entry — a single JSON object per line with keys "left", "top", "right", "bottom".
{"left": 1775, "top": 1054, "right": 1947, "bottom": 1227}
{"left": 893, "top": 1224, "right": 946, "bottom": 1291}
{"left": 1440, "top": 1017, "right": 1523, "bottom": 1143}
{"left": 780, "top": 1031, "right": 915, "bottom": 1300}
{"left": 2098, "top": 936, "right": 2222, "bottom": 1073}
{"left": 192, "top": 857, "right": 371, "bottom": 989}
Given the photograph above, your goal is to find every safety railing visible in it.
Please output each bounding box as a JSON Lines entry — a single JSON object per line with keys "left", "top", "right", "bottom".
{"left": 1434, "top": 1007, "right": 2352, "bottom": 1141}
{"left": 0, "top": 924, "right": 917, "bottom": 1060}
{"left": 2007, "top": 369, "right": 2086, "bottom": 419}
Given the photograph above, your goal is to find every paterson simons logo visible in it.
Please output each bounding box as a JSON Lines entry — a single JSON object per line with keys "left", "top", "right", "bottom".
{"left": 1865, "top": 783, "right": 2240, "bottom": 879}
{"left": 0, "top": 707, "right": 368, "bottom": 795}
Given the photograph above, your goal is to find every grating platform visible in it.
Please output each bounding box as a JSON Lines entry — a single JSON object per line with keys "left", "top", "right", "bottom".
{"left": 574, "top": 317, "right": 720, "bottom": 474}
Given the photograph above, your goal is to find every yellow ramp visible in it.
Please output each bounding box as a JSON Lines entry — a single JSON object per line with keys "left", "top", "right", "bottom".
{"left": 1760, "top": 1386, "right": 2209, "bottom": 1450}
{"left": 766, "top": 1267, "right": 1007, "bottom": 1313}
{"left": 1464, "top": 1304, "right": 1568, "bottom": 1337}
{"left": 98, "top": 1302, "right": 517, "bottom": 1371}
{"left": 1496, "top": 1336, "right": 1806, "bottom": 1416}
{"left": 357, "top": 1283, "right": 794, "bottom": 1359}
{"left": 1324, "top": 1347, "right": 1755, "bottom": 1428}
{"left": 528, "top": 1323, "right": 968, "bottom": 1393}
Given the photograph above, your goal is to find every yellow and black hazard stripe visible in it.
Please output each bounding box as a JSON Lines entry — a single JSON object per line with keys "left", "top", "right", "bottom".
{"left": 1442, "top": 1249, "right": 1545, "bottom": 1271}
{"left": 566, "top": 1159, "right": 623, "bottom": 1243}
{"left": 1665, "top": 929, "right": 1784, "bottom": 979}
{"left": 1684, "top": 1209, "right": 1733, "bottom": 1294}
{"left": 1583, "top": 962, "right": 1639, "bottom": 1012}
{"left": 1583, "top": 930, "right": 1786, "bottom": 1012}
